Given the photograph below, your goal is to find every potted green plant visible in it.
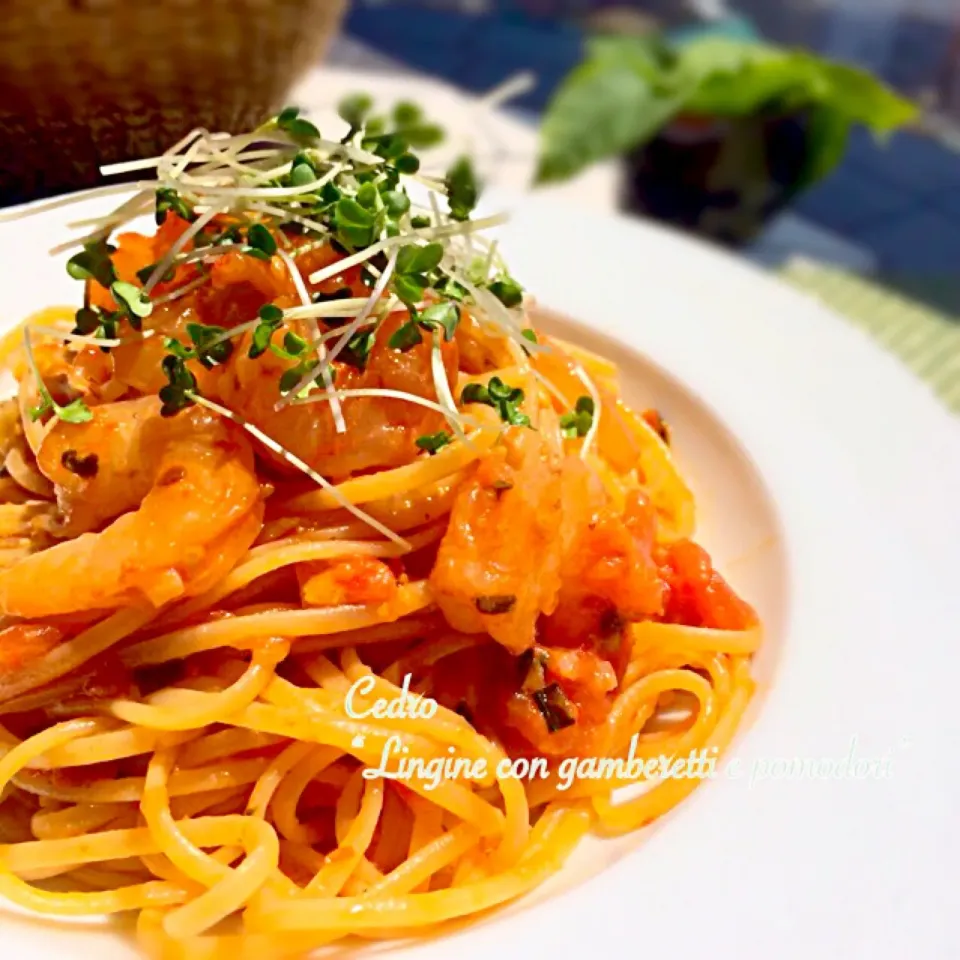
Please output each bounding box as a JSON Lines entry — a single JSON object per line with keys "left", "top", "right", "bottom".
{"left": 535, "top": 35, "right": 918, "bottom": 247}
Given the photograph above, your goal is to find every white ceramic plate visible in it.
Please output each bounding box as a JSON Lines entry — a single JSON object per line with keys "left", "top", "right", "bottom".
{"left": 0, "top": 191, "right": 956, "bottom": 960}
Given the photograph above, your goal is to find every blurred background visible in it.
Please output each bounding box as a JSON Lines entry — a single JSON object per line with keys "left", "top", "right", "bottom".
{"left": 340, "top": 0, "right": 960, "bottom": 279}
{"left": 1, "top": 0, "right": 958, "bottom": 406}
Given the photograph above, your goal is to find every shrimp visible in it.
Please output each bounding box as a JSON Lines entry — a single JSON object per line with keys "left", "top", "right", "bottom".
{"left": 0, "top": 400, "right": 263, "bottom": 618}
{"left": 431, "top": 439, "right": 666, "bottom": 657}
{"left": 216, "top": 311, "right": 459, "bottom": 480}
{"left": 429, "top": 427, "right": 565, "bottom": 654}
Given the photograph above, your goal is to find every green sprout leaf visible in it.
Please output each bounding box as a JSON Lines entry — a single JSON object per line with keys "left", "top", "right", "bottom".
{"left": 66, "top": 240, "right": 117, "bottom": 289}
{"left": 416, "top": 431, "right": 452, "bottom": 455}
{"left": 489, "top": 277, "right": 524, "bottom": 308}
{"left": 249, "top": 303, "right": 284, "bottom": 359}
{"left": 110, "top": 281, "right": 153, "bottom": 329}
{"left": 392, "top": 274, "right": 426, "bottom": 306}
{"left": 155, "top": 187, "right": 195, "bottom": 225}
{"left": 356, "top": 182, "right": 379, "bottom": 210}
{"left": 338, "top": 93, "right": 374, "bottom": 129}
{"left": 382, "top": 190, "right": 411, "bottom": 218}
{"left": 388, "top": 318, "right": 424, "bottom": 351}
{"left": 334, "top": 198, "right": 376, "bottom": 248}
{"left": 418, "top": 302, "right": 461, "bottom": 342}
{"left": 57, "top": 398, "right": 94, "bottom": 424}
{"left": 247, "top": 223, "right": 278, "bottom": 258}
{"left": 559, "top": 395, "right": 595, "bottom": 438}
{"left": 159, "top": 354, "right": 199, "bottom": 417}
{"left": 72, "top": 307, "right": 101, "bottom": 336}
{"left": 394, "top": 153, "right": 421, "bottom": 175}
{"left": 460, "top": 383, "right": 490, "bottom": 405}
{"left": 393, "top": 101, "right": 422, "bottom": 126}
{"left": 276, "top": 106, "right": 321, "bottom": 143}
{"left": 461, "top": 376, "right": 529, "bottom": 426}
{"left": 395, "top": 242, "right": 444, "bottom": 277}
{"left": 185, "top": 322, "right": 233, "bottom": 368}
{"left": 289, "top": 162, "right": 316, "bottom": 188}
{"left": 445, "top": 156, "right": 480, "bottom": 221}
{"left": 402, "top": 124, "right": 445, "bottom": 149}
{"left": 340, "top": 328, "right": 376, "bottom": 370}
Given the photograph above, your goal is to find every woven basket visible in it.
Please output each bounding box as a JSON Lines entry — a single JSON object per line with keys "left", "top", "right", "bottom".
{"left": 0, "top": 0, "right": 348, "bottom": 206}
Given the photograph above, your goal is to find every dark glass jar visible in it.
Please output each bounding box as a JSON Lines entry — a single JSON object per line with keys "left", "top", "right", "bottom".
{"left": 620, "top": 108, "right": 811, "bottom": 248}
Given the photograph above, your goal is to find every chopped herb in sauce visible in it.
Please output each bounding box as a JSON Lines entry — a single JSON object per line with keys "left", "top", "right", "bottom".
{"left": 645, "top": 409, "right": 671, "bottom": 445}
{"left": 60, "top": 450, "right": 99, "bottom": 478}
{"left": 475, "top": 594, "right": 517, "bottom": 615}
{"left": 533, "top": 683, "right": 576, "bottom": 733}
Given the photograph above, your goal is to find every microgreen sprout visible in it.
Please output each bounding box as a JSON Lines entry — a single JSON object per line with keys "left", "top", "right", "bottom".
{"left": 249, "top": 304, "right": 284, "bottom": 359}
{"left": 446, "top": 156, "right": 479, "bottom": 221}
{"left": 22, "top": 328, "right": 93, "bottom": 424}
{"left": 66, "top": 240, "right": 117, "bottom": 289}
{"left": 416, "top": 430, "right": 453, "bottom": 455}
{"left": 275, "top": 106, "right": 321, "bottom": 144}
{"left": 155, "top": 188, "right": 195, "bottom": 225}
{"left": 387, "top": 302, "right": 461, "bottom": 352}
{"left": 110, "top": 281, "right": 152, "bottom": 331}
{"left": 559, "top": 395, "right": 595, "bottom": 438}
{"left": 461, "top": 376, "right": 530, "bottom": 426}
{"left": 159, "top": 354, "right": 199, "bottom": 417}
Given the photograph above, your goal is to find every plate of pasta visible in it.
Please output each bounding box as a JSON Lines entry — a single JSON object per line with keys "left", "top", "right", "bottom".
{"left": 0, "top": 103, "right": 955, "bottom": 960}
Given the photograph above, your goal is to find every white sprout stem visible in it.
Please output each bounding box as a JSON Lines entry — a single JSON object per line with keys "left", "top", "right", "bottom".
{"left": 326, "top": 247, "right": 398, "bottom": 366}
{"left": 429, "top": 191, "right": 445, "bottom": 230}
{"left": 281, "top": 300, "right": 369, "bottom": 322}
{"left": 142, "top": 203, "right": 228, "bottom": 295}
{"left": 249, "top": 202, "right": 332, "bottom": 239}
{"left": 150, "top": 275, "right": 209, "bottom": 305}
{"left": 407, "top": 173, "right": 449, "bottom": 195}
{"left": 185, "top": 139, "right": 280, "bottom": 182}
{"left": 290, "top": 239, "right": 329, "bottom": 259}
{"left": 100, "top": 127, "right": 208, "bottom": 176}
{"left": 478, "top": 72, "right": 537, "bottom": 111}
{"left": 205, "top": 319, "right": 260, "bottom": 350}
{"left": 66, "top": 190, "right": 155, "bottom": 231}
{"left": 177, "top": 242, "right": 247, "bottom": 266}
{"left": 278, "top": 247, "right": 345, "bottom": 434}
{"left": 306, "top": 213, "right": 508, "bottom": 286}
{"left": 201, "top": 299, "right": 368, "bottom": 354}
{"left": 280, "top": 247, "right": 399, "bottom": 408}
{"left": 277, "top": 248, "right": 312, "bottom": 310}
{"left": 162, "top": 134, "right": 214, "bottom": 182}
{"left": 21, "top": 327, "right": 56, "bottom": 411}
{"left": 158, "top": 162, "right": 342, "bottom": 202}
{"left": 482, "top": 239, "right": 499, "bottom": 282}
{"left": 186, "top": 393, "right": 410, "bottom": 549}
{"left": 430, "top": 334, "right": 468, "bottom": 445}
{"left": 28, "top": 326, "right": 124, "bottom": 348}
{"left": 288, "top": 388, "right": 477, "bottom": 428}
{"left": 572, "top": 363, "right": 602, "bottom": 460}
{"left": 0, "top": 181, "right": 158, "bottom": 224}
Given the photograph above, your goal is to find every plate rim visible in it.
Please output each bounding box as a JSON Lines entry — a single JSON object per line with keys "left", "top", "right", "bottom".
{"left": 0, "top": 189, "right": 956, "bottom": 959}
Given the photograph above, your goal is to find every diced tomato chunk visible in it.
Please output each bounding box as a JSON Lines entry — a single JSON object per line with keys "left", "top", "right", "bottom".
{"left": 656, "top": 539, "right": 757, "bottom": 630}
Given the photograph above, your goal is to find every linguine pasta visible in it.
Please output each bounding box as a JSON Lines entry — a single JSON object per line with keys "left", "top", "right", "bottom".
{"left": 0, "top": 107, "right": 761, "bottom": 958}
